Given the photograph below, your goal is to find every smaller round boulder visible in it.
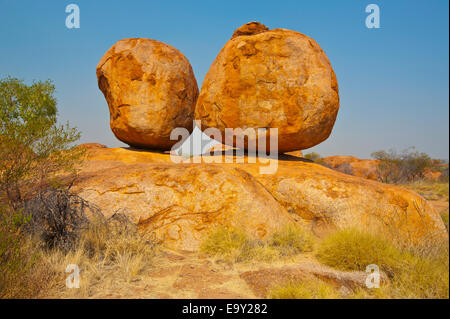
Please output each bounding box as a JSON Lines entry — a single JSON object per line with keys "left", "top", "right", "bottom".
{"left": 97, "top": 38, "right": 198, "bottom": 150}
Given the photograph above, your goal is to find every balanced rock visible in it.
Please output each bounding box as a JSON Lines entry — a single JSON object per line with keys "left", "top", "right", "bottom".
{"left": 97, "top": 38, "right": 198, "bottom": 150}
{"left": 195, "top": 22, "right": 339, "bottom": 152}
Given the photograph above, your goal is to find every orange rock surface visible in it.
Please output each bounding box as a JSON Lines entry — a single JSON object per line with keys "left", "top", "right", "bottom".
{"left": 423, "top": 168, "right": 443, "bottom": 181}
{"left": 97, "top": 38, "right": 198, "bottom": 150}
{"left": 322, "top": 155, "right": 379, "bottom": 181}
{"left": 72, "top": 147, "right": 447, "bottom": 250}
{"left": 195, "top": 22, "right": 339, "bottom": 152}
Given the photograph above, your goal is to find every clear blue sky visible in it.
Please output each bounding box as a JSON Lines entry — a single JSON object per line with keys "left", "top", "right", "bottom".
{"left": 1, "top": 0, "right": 448, "bottom": 159}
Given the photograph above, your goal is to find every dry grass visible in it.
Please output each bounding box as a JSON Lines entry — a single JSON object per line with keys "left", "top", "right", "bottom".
{"left": 0, "top": 234, "right": 56, "bottom": 298}
{"left": 401, "top": 180, "right": 449, "bottom": 202}
{"left": 441, "top": 209, "right": 449, "bottom": 231}
{"left": 316, "top": 229, "right": 449, "bottom": 299}
{"left": 1, "top": 211, "right": 157, "bottom": 298}
{"left": 316, "top": 229, "right": 401, "bottom": 276}
{"left": 269, "top": 224, "right": 314, "bottom": 256}
{"left": 200, "top": 225, "right": 314, "bottom": 264}
{"left": 41, "top": 218, "right": 157, "bottom": 298}
{"left": 270, "top": 279, "right": 340, "bottom": 299}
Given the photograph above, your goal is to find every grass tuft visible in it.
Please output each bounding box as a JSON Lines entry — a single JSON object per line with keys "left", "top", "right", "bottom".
{"left": 200, "top": 225, "right": 313, "bottom": 264}
{"left": 316, "top": 229, "right": 401, "bottom": 276}
{"left": 316, "top": 228, "right": 449, "bottom": 299}
{"left": 270, "top": 224, "right": 314, "bottom": 256}
{"left": 270, "top": 279, "right": 339, "bottom": 299}
{"left": 401, "top": 181, "right": 449, "bottom": 202}
{"left": 441, "top": 209, "right": 449, "bottom": 231}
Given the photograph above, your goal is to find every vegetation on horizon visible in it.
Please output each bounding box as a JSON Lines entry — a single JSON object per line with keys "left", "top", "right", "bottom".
{"left": 371, "top": 147, "right": 448, "bottom": 184}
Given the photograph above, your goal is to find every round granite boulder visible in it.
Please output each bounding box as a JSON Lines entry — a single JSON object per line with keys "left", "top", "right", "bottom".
{"left": 195, "top": 22, "right": 339, "bottom": 152}
{"left": 97, "top": 38, "right": 198, "bottom": 150}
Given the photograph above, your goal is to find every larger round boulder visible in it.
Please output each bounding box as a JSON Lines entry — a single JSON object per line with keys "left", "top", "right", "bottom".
{"left": 195, "top": 22, "right": 339, "bottom": 152}
{"left": 97, "top": 38, "right": 198, "bottom": 150}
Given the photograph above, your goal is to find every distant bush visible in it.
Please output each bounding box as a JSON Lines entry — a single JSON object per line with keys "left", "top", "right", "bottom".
{"left": 316, "top": 229, "right": 449, "bottom": 299}
{"left": 371, "top": 147, "right": 432, "bottom": 184}
{"left": 304, "top": 152, "right": 322, "bottom": 162}
{"left": 335, "top": 162, "right": 354, "bottom": 175}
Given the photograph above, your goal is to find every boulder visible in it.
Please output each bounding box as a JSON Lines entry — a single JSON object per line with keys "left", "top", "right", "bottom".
{"left": 77, "top": 143, "right": 107, "bottom": 149}
{"left": 97, "top": 38, "right": 198, "bottom": 150}
{"left": 423, "top": 168, "right": 443, "bottom": 181}
{"left": 195, "top": 22, "right": 339, "bottom": 152}
{"left": 73, "top": 148, "right": 296, "bottom": 251}
{"left": 245, "top": 159, "right": 447, "bottom": 246}
{"left": 322, "top": 155, "right": 379, "bottom": 181}
{"left": 72, "top": 147, "right": 447, "bottom": 250}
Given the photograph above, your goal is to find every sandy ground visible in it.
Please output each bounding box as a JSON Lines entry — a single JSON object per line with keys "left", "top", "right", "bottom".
{"left": 45, "top": 249, "right": 375, "bottom": 299}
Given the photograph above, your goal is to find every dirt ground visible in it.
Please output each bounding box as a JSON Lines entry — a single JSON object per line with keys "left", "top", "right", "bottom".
{"left": 45, "top": 249, "right": 376, "bottom": 299}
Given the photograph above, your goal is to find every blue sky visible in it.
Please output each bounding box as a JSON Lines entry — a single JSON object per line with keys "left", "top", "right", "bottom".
{"left": 0, "top": 0, "right": 448, "bottom": 159}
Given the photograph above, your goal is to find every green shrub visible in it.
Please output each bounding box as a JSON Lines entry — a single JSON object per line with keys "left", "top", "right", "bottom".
{"left": 269, "top": 225, "right": 314, "bottom": 256}
{"left": 0, "top": 205, "right": 51, "bottom": 298}
{"left": 316, "top": 229, "right": 449, "bottom": 299}
{"left": 200, "top": 225, "right": 314, "bottom": 263}
{"left": 371, "top": 147, "right": 432, "bottom": 184}
{"left": 316, "top": 229, "right": 401, "bottom": 276}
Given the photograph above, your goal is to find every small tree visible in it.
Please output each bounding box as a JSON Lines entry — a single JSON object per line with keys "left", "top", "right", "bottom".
{"left": 371, "top": 147, "right": 432, "bottom": 184}
{"left": 0, "top": 77, "right": 83, "bottom": 208}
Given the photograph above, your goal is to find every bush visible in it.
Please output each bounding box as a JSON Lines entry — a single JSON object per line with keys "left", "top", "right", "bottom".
{"left": 270, "top": 279, "right": 340, "bottom": 299}
{"left": 0, "top": 76, "right": 83, "bottom": 208}
{"left": 269, "top": 225, "right": 314, "bottom": 256}
{"left": 316, "top": 229, "right": 449, "bottom": 299}
{"left": 316, "top": 229, "right": 401, "bottom": 276}
{"left": 371, "top": 147, "right": 432, "bottom": 184}
{"left": 200, "top": 226, "right": 275, "bottom": 263}
{"left": 0, "top": 205, "right": 54, "bottom": 298}
{"left": 303, "top": 152, "right": 331, "bottom": 168}
{"left": 304, "top": 152, "right": 322, "bottom": 162}
{"left": 200, "top": 225, "right": 314, "bottom": 264}
{"left": 23, "top": 188, "right": 97, "bottom": 252}
{"left": 335, "top": 162, "right": 354, "bottom": 175}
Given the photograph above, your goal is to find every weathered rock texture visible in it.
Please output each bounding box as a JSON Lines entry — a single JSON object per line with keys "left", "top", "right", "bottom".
{"left": 71, "top": 147, "right": 447, "bottom": 251}
{"left": 97, "top": 38, "right": 198, "bottom": 150}
{"left": 195, "top": 22, "right": 339, "bottom": 152}
{"left": 73, "top": 148, "right": 296, "bottom": 251}
{"left": 240, "top": 262, "right": 389, "bottom": 298}
{"left": 322, "top": 155, "right": 379, "bottom": 181}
